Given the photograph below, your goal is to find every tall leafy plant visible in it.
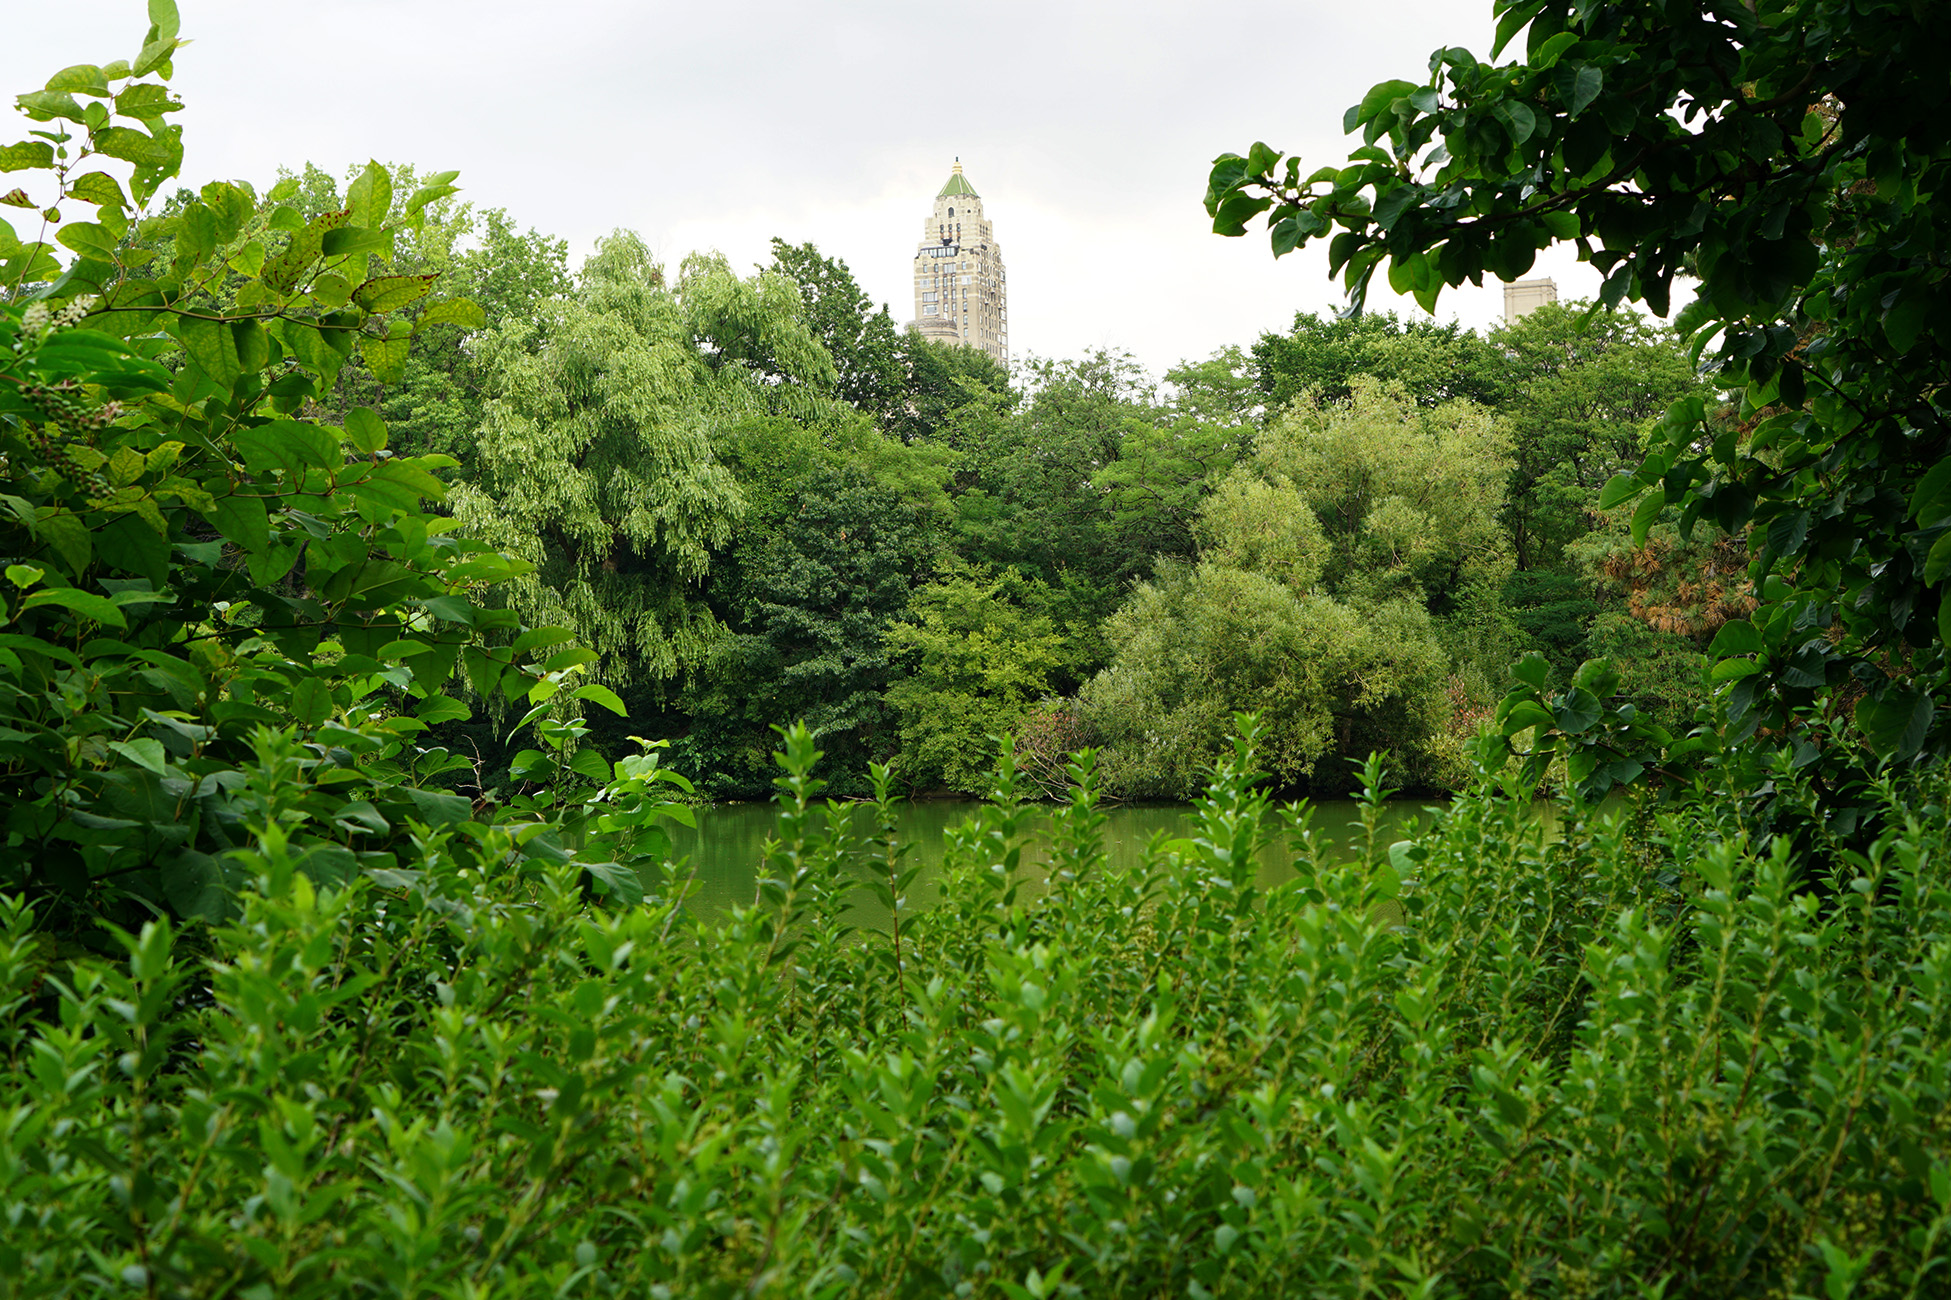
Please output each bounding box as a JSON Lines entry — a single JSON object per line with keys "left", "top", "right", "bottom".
{"left": 1205, "top": 0, "right": 1951, "bottom": 808}
{"left": 0, "top": 2, "right": 602, "bottom": 936}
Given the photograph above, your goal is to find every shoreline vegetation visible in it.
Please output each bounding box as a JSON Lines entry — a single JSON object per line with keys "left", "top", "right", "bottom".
{"left": 6, "top": 1, "right": 1951, "bottom": 1296}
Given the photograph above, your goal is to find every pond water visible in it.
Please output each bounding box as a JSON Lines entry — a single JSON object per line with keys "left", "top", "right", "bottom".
{"left": 667, "top": 796, "right": 1441, "bottom": 930}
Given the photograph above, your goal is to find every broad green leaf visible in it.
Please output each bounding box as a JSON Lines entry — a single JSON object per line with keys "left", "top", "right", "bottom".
{"left": 132, "top": 38, "right": 178, "bottom": 78}
{"left": 148, "top": 0, "right": 182, "bottom": 42}
{"left": 1884, "top": 294, "right": 1932, "bottom": 354}
{"left": 509, "top": 748, "right": 551, "bottom": 780}
{"left": 402, "top": 171, "right": 460, "bottom": 217}
{"left": 346, "top": 160, "right": 393, "bottom": 229}
{"left": 173, "top": 314, "right": 240, "bottom": 384}
{"left": 1598, "top": 473, "right": 1641, "bottom": 510}
{"left": 1854, "top": 689, "right": 1933, "bottom": 761}
{"left": 1925, "top": 531, "right": 1951, "bottom": 585}
{"left": 1910, "top": 458, "right": 1951, "bottom": 525}
{"left": 359, "top": 329, "right": 410, "bottom": 385}
{"left": 114, "top": 83, "right": 181, "bottom": 119}
{"left": 1709, "top": 620, "right": 1763, "bottom": 656}
{"left": 96, "top": 513, "right": 169, "bottom": 586}
{"left": 345, "top": 407, "right": 387, "bottom": 454}
{"left": 1511, "top": 650, "right": 1550, "bottom": 690}
{"left": 290, "top": 677, "right": 332, "bottom": 725}
{"left": 1711, "top": 657, "right": 1765, "bottom": 681}
{"left": 543, "top": 646, "right": 601, "bottom": 674}
{"left": 15, "top": 91, "right": 86, "bottom": 124}
{"left": 413, "top": 297, "right": 487, "bottom": 333}
{"left": 1630, "top": 488, "right": 1667, "bottom": 548}
{"left": 1539, "top": 210, "right": 1579, "bottom": 240}
{"left": 414, "top": 696, "right": 471, "bottom": 724}
{"left": 1499, "top": 699, "right": 1554, "bottom": 736}
{"left": 34, "top": 512, "right": 92, "bottom": 576}
{"left": 310, "top": 271, "right": 352, "bottom": 308}
{"left": 1491, "top": 0, "right": 1542, "bottom": 56}
{"left": 0, "top": 141, "right": 55, "bottom": 172}
{"left": 5, "top": 564, "right": 44, "bottom": 589}
{"left": 1572, "top": 658, "right": 1620, "bottom": 699}
{"left": 352, "top": 274, "right": 434, "bottom": 312}
{"left": 581, "top": 861, "right": 645, "bottom": 908}
{"left": 1535, "top": 31, "right": 1578, "bottom": 67}
{"left": 21, "top": 586, "right": 127, "bottom": 627}
{"left": 570, "top": 748, "right": 612, "bottom": 783}
{"left": 1354, "top": 79, "right": 1420, "bottom": 129}
{"left": 404, "top": 787, "right": 473, "bottom": 826}
{"left": 94, "top": 126, "right": 178, "bottom": 168}
{"left": 66, "top": 171, "right": 127, "bottom": 208}
{"left": 1551, "top": 687, "right": 1603, "bottom": 735}
{"left": 160, "top": 850, "right": 226, "bottom": 921}
{"left": 571, "top": 683, "right": 627, "bottom": 716}
{"left": 1566, "top": 64, "right": 1602, "bottom": 117}
{"left": 45, "top": 65, "right": 109, "bottom": 96}
{"left": 204, "top": 492, "right": 270, "bottom": 555}
{"left": 281, "top": 322, "right": 353, "bottom": 385}
{"left": 320, "top": 226, "right": 389, "bottom": 258}
{"left": 108, "top": 738, "right": 168, "bottom": 776}
{"left": 232, "top": 420, "right": 341, "bottom": 478}
{"left": 1494, "top": 101, "right": 1537, "bottom": 144}
{"left": 513, "top": 627, "right": 577, "bottom": 656}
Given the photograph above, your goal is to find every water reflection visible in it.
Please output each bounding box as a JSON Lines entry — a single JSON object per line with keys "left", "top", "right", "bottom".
{"left": 666, "top": 797, "right": 1439, "bottom": 930}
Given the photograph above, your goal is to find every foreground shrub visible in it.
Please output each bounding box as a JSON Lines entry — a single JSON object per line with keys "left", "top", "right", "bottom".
{"left": 4, "top": 724, "right": 1950, "bottom": 1298}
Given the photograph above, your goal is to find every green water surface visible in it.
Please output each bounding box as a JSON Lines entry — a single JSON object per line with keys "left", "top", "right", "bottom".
{"left": 668, "top": 797, "right": 1439, "bottom": 929}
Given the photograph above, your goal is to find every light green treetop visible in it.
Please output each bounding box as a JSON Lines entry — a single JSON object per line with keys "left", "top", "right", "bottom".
{"left": 454, "top": 233, "right": 837, "bottom": 684}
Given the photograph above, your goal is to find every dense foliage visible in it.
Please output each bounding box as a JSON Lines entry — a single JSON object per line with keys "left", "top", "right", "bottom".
{"left": 10, "top": 1, "right": 1951, "bottom": 1296}
{"left": 9, "top": 733, "right": 1951, "bottom": 1298}
{"left": 1207, "top": 0, "right": 1951, "bottom": 810}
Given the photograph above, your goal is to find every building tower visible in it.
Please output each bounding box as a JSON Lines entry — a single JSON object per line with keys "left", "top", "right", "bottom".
{"left": 910, "top": 160, "right": 1007, "bottom": 363}
{"left": 1503, "top": 277, "right": 1558, "bottom": 324}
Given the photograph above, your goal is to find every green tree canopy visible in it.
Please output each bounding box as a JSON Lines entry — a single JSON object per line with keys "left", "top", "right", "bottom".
{"left": 1491, "top": 300, "right": 1710, "bottom": 571}
{"left": 1252, "top": 309, "right": 1508, "bottom": 410}
{"left": 1207, "top": 0, "right": 1951, "bottom": 780}
{"left": 454, "top": 234, "right": 834, "bottom": 685}
{"left": 1257, "top": 378, "right": 1512, "bottom": 609}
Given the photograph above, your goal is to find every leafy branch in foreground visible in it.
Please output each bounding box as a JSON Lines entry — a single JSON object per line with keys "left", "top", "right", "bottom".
{"left": 0, "top": 2, "right": 613, "bottom": 937}
{"left": 1208, "top": 0, "right": 1951, "bottom": 825}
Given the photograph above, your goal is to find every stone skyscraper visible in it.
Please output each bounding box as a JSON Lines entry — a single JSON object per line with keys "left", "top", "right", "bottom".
{"left": 910, "top": 161, "right": 1008, "bottom": 363}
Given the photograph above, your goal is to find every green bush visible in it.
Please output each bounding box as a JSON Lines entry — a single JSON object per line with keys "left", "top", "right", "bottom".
{"left": 6, "top": 724, "right": 1950, "bottom": 1298}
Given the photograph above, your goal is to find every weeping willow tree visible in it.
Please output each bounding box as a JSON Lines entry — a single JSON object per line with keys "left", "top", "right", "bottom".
{"left": 452, "top": 232, "right": 837, "bottom": 683}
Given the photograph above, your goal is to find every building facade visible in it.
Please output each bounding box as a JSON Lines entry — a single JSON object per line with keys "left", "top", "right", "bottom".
{"left": 910, "top": 161, "right": 1007, "bottom": 363}
{"left": 1503, "top": 277, "right": 1559, "bottom": 324}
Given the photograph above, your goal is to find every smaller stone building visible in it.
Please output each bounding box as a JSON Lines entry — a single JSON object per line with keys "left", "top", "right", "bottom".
{"left": 1503, "top": 278, "right": 1559, "bottom": 324}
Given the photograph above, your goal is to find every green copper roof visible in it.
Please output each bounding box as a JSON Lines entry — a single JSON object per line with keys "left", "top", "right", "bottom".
{"left": 937, "top": 166, "right": 978, "bottom": 198}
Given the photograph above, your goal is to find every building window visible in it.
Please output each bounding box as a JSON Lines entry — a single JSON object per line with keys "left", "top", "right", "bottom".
{"left": 922, "top": 292, "right": 938, "bottom": 302}
{"left": 923, "top": 306, "right": 937, "bottom": 315}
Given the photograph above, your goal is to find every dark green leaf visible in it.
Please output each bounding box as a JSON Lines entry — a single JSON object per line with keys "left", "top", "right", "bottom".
{"left": 291, "top": 677, "right": 332, "bottom": 725}
{"left": 404, "top": 787, "right": 473, "bottom": 826}
{"left": 581, "top": 861, "right": 645, "bottom": 908}
{"left": 1630, "top": 488, "right": 1666, "bottom": 548}
{"left": 1854, "top": 690, "right": 1933, "bottom": 761}
{"left": 1598, "top": 473, "right": 1641, "bottom": 509}
{"left": 1709, "top": 620, "right": 1763, "bottom": 656}
{"left": 21, "top": 586, "right": 127, "bottom": 627}
{"left": 204, "top": 492, "right": 269, "bottom": 555}
{"left": 1511, "top": 650, "right": 1550, "bottom": 690}
{"left": 232, "top": 420, "right": 341, "bottom": 478}
{"left": 1552, "top": 688, "right": 1603, "bottom": 735}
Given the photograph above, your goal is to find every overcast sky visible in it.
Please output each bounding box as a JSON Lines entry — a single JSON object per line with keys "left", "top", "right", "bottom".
{"left": 6, "top": 0, "right": 1611, "bottom": 376}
